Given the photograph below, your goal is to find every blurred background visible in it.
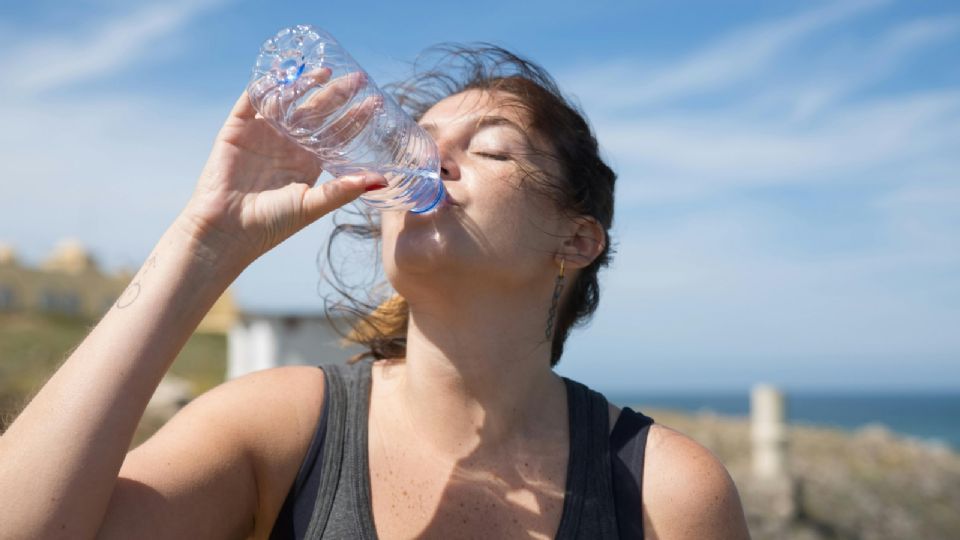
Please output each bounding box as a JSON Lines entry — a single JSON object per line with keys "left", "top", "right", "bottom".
{"left": 1, "top": 0, "right": 958, "bottom": 538}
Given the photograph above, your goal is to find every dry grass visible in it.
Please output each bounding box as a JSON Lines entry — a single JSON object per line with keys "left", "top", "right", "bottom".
{"left": 0, "top": 311, "right": 226, "bottom": 434}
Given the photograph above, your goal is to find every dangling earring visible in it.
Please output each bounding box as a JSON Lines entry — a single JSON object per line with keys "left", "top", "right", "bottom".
{"left": 545, "top": 258, "right": 566, "bottom": 340}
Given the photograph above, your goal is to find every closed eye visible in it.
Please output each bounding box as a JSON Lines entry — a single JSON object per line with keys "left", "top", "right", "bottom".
{"left": 474, "top": 151, "right": 511, "bottom": 161}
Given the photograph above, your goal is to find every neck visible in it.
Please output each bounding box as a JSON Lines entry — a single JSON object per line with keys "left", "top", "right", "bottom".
{"left": 385, "top": 283, "right": 567, "bottom": 456}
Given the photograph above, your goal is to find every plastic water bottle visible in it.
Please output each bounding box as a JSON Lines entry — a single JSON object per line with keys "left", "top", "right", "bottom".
{"left": 247, "top": 25, "right": 445, "bottom": 213}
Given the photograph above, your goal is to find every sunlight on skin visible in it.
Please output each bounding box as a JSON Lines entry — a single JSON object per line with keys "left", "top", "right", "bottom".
{"left": 370, "top": 367, "right": 569, "bottom": 538}
{"left": 503, "top": 487, "right": 542, "bottom": 513}
{"left": 443, "top": 465, "right": 563, "bottom": 539}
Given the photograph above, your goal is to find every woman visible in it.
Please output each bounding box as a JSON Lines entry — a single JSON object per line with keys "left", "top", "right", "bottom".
{"left": 0, "top": 46, "right": 750, "bottom": 539}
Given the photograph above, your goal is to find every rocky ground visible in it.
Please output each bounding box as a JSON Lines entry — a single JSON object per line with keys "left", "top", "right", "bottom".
{"left": 646, "top": 408, "right": 960, "bottom": 540}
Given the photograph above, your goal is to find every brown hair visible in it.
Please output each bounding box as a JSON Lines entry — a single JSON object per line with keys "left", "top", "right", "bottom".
{"left": 322, "top": 44, "right": 616, "bottom": 367}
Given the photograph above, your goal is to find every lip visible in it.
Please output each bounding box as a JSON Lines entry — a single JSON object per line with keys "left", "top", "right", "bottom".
{"left": 439, "top": 190, "right": 461, "bottom": 209}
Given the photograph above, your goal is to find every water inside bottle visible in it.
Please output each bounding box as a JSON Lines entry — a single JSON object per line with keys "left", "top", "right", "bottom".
{"left": 351, "top": 166, "right": 444, "bottom": 213}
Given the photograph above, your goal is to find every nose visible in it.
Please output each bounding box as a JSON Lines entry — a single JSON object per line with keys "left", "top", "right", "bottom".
{"left": 437, "top": 139, "right": 461, "bottom": 181}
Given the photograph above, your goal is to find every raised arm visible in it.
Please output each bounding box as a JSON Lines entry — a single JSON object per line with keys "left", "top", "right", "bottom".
{"left": 0, "top": 78, "right": 385, "bottom": 539}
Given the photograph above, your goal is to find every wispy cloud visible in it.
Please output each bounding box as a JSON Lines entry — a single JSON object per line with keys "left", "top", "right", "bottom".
{"left": 786, "top": 15, "right": 960, "bottom": 119}
{"left": 559, "top": 3, "right": 960, "bottom": 204}
{"left": 0, "top": 0, "right": 956, "bottom": 389}
{"left": 604, "top": 90, "right": 960, "bottom": 203}
{"left": 552, "top": 1, "right": 960, "bottom": 388}
{"left": 1, "top": 0, "right": 225, "bottom": 94}
{"left": 0, "top": 1, "right": 230, "bottom": 268}
{"left": 566, "top": 0, "right": 891, "bottom": 111}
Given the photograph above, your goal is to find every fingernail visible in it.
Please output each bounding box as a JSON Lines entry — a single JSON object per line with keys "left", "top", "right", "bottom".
{"left": 364, "top": 182, "right": 388, "bottom": 192}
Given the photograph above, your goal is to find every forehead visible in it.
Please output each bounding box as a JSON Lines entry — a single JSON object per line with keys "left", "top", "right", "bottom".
{"left": 419, "top": 88, "right": 532, "bottom": 128}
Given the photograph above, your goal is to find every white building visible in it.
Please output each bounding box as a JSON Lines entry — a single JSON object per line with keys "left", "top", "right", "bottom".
{"left": 227, "top": 312, "right": 364, "bottom": 379}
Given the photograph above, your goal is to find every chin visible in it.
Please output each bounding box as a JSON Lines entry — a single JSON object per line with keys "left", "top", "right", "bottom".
{"left": 382, "top": 223, "right": 470, "bottom": 295}
{"left": 383, "top": 198, "right": 494, "bottom": 288}
{"left": 390, "top": 227, "right": 455, "bottom": 274}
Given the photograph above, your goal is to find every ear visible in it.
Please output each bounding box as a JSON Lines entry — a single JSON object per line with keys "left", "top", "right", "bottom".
{"left": 556, "top": 216, "right": 606, "bottom": 270}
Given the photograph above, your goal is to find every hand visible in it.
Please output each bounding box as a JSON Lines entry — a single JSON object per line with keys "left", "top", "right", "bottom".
{"left": 179, "top": 70, "right": 386, "bottom": 267}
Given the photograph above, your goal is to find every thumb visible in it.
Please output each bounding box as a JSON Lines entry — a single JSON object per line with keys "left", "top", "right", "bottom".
{"left": 302, "top": 172, "right": 387, "bottom": 221}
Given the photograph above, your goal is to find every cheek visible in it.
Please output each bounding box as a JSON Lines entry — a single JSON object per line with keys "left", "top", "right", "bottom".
{"left": 379, "top": 176, "right": 560, "bottom": 286}
{"left": 466, "top": 190, "right": 559, "bottom": 264}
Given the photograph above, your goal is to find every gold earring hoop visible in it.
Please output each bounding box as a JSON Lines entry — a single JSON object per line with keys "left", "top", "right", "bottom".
{"left": 545, "top": 258, "right": 566, "bottom": 340}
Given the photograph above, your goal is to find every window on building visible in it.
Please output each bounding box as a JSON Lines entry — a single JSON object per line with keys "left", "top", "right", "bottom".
{"left": 39, "top": 290, "right": 82, "bottom": 315}
{"left": 0, "top": 285, "right": 16, "bottom": 310}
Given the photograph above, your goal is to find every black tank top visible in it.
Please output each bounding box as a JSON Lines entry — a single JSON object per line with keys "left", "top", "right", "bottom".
{"left": 269, "top": 360, "right": 654, "bottom": 539}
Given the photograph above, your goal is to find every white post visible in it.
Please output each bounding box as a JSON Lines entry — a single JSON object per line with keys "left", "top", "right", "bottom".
{"left": 751, "top": 383, "right": 788, "bottom": 480}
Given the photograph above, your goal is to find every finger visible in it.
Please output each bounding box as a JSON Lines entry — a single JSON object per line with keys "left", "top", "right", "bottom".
{"left": 292, "top": 94, "right": 381, "bottom": 144}
{"left": 246, "top": 68, "right": 334, "bottom": 122}
{"left": 284, "top": 67, "right": 335, "bottom": 105}
{"left": 299, "top": 67, "right": 334, "bottom": 88}
{"left": 301, "top": 171, "right": 387, "bottom": 222}
{"left": 287, "top": 71, "right": 367, "bottom": 124}
{"left": 247, "top": 75, "right": 281, "bottom": 120}
{"left": 315, "top": 95, "right": 380, "bottom": 147}
{"left": 230, "top": 90, "right": 258, "bottom": 120}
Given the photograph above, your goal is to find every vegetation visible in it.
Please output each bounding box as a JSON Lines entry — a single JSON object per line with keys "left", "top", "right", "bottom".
{"left": 0, "top": 311, "right": 226, "bottom": 434}
{"left": 646, "top": 409, "right": 960, "bottom": 539}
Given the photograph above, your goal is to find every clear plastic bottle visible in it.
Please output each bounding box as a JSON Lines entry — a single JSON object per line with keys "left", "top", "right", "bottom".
{"left": 247, "top": 24, "right": 445, "bottom": 213}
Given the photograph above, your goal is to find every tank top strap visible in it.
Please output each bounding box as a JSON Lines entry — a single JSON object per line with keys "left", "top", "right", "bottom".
{"left": 302, "top": 360, "right": 373, "bottom": 539}
{"left": 555, "top": 376, "right": 620, "bottom": 539}
{"left": 292, "top": 362, "right": 649, "bottom": 539}
{"left": 610, "top": 407, "right": 655, "bottom": 539}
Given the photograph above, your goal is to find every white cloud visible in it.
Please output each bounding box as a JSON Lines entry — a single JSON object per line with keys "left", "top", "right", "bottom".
{"left": 556, "top": 203, "right": 960, "bottom": 391}
{"left": 1, "top": 0, "right": 956, "bottom": 391}
{"left": 0, "top": 2, "right": 231, "bottom": 267}
{"left": 551, "top": 2, "right": 960, "bottom": 390}
{"left": 603, "top": 90, "right": 960, "bottom": 203}
{"left": 559, "top": 7, "right": 960, "bottom": 204}
{"left": 876, "top": 182, "right": 960, "bottom": 208}
{"left": 784, "top": 15, "right": 960, "bottom": 119}
{"left": 564, "top": 0, "right": 891, "bottom": 111}
{"left": 0, "top": 0, "right": 225, "bottom": 94}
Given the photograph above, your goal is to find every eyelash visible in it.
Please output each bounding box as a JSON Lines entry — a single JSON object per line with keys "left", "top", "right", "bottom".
{"left": 475, "top": 152, "right": 510, "bottom": 161}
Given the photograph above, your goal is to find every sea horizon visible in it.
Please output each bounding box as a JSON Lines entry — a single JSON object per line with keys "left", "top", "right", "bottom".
{"left": 605, "top": 389, "right": 960, "bottom": 451}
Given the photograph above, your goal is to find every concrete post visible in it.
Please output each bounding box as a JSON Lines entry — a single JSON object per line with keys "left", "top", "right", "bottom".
{"left": 751, "top": 383, "right": 788, "bottom": 480}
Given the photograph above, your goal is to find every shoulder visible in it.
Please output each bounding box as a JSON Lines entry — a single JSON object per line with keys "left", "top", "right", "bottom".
{"left": 189, "top": 365, "right": 326, "bottom": 451}
{"left": 112, "top": 366, "right": 327, "bottom": 538}
{"left": 140, "top": 365, "right": 326, "bottom": 465}
{"left": 640, "top": 423, "right": 751, "bottom": 539}
{"left": 188, "top": 365, "right": 327, "bottom": 533}
{"left": 209, "top": 365, "right": 326, "bottom": 476}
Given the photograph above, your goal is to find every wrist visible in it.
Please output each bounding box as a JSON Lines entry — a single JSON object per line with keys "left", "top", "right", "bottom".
{"left": 170, "top": 209, "right": 253, "bottom": 284}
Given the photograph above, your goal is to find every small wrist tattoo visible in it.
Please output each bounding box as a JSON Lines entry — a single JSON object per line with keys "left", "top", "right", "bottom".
{"left": 115, "top": 254, "right": 158, "bottom": 309}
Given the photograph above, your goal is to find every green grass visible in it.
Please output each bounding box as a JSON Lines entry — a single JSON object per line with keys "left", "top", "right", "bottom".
{"left": 0, "top": 311, "right": 227, "bottom": 432}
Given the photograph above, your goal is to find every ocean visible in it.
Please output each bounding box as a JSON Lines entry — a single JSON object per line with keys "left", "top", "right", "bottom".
{"left": 607, "top": 391, "right": 960, "bottom": 450}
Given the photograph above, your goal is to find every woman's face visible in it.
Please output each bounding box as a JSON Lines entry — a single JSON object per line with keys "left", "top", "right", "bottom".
{"left": 381, "top": 88, "right": 567, "bottom": 296}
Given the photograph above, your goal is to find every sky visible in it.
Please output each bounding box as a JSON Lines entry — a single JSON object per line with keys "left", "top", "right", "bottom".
{"left": 0, "top": 0, "right": 958, "bottom": 393}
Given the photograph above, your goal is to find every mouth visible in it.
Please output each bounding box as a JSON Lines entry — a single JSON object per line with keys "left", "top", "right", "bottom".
{"left": 437, "top": 190, "right": 461, "bottom": 210}
{"left": 405, "top": 188, "right": 459, "bottom": 218}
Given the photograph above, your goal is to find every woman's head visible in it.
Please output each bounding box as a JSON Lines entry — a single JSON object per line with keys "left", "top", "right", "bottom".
{"left": 325, "top": 45, "right": 616, "bottom": 366}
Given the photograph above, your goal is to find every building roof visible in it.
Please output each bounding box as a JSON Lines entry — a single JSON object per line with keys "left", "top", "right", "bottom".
{"left": 41, "top": 238, "right": 99, "bottom": 274}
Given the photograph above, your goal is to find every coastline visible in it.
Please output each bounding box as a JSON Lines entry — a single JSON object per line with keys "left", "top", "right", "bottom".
{"left": 611, "top": 390, "right": 960, "bottom": 451}
{"left": 640, "top": 407, "right": 960, "bottom": 539}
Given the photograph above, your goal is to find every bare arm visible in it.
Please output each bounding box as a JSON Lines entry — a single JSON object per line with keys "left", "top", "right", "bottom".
{"left": 98, "top": 365, "right": 327, "bottom": 540}
{"left": 0, "top": 220, "right": 241, "bottom": 538}
{"left": 0, "top": 76, "right": 384, "bottom": 539}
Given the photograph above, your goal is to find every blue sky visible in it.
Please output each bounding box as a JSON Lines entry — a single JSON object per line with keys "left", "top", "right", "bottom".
{"left": 1, "top": 0, "right": 958, "bottom": 392}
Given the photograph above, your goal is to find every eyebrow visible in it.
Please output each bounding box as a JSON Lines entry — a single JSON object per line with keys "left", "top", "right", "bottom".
{"left": 421, "top": 115, "right": 533, "bottom": 146}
